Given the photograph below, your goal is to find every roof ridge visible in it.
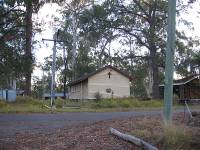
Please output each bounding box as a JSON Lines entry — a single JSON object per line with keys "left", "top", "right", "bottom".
{"left": 68, "top": 65, "right": 132, "bottom": 86}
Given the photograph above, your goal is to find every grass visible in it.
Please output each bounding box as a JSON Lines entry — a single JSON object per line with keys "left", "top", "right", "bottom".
{"left": 130, "top": 116, "right": 195, "bottom": 150}
{"left": 163, "top": 125, "right": 190, "bottom": 150}
{"left": 89, "top": 98, "right": 163, "bottom": 109}
{"left": 0, "top": 96, "right": 199, "bottom": 113}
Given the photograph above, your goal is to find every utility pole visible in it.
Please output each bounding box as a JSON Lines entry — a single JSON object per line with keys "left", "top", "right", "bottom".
{"left": 42, "top": 30, "right": 61, "bottom": 108}
{"left": 51, "top": 33, "right": 57, "bottom": 108}
{"left": 163, "top": 0, "right": 176, "bottom": 124}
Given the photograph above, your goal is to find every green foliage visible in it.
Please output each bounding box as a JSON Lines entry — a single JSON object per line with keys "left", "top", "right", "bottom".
{"left": 55, "top": 98, "right": 65, "bottom": 108}
{"left": 93, "top": 91, "right": 103, "bottom": 102}
{"left": 90, "top": 98, "right": 163, "bottom": 109}
{"left": 119, "top": 100, "right": 131, "bottom": 108}
{"left": 91, "top": 99, "right": 118, "bottom": 108}
{"left": 130, "top": 64, "right": 148, "bottom": 98}
{"left": 15, "top": 96, "right": 43, "bottom": 106}
{"left": 15, "top": 96, "right": 35, "bottom": 103}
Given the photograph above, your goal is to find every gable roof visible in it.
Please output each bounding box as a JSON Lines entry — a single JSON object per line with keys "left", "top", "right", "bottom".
{"left": 68, "top": 65, "right": 132, "bottom": 86}
{"left": 159, "top": 74, "right": 200, "bottom": 86}
{"left": 173, "top": 74, "right": 200, "bottom": 85}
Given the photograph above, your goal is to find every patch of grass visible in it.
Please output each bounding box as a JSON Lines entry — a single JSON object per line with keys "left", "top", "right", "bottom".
{"left": 0, "top": 100, "right": 8, "bottom": 108}
{"left": 0, "top": 96, "right": 49, "bottom": 113}
{"left": 54, "top": 98, "right": 65, "bottom": 108}
{"left": 133, "top": 129, "right": 152, "bottom": 138}
{"left": 119, "top": 99, "right": 131, "bottom": 108}
{"left": 90, "top": 98, "right": 163, "bottom": 109}
{"left": 131, "top": 116, "right": 192, "bottom": 150}
{"left": 0, "top": 97, "right": 165, "bottom": 113}
{"left": 162, "top": 125, "right": 190, "bottom": 150}
{"left": 90, "top": 99, "right": 118, "bottom": 108}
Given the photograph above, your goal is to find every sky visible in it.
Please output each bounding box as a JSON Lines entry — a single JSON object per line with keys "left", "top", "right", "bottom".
{"left": 33, "top": 3, "right": 62, "bottom": 78}
{"left": 33, "top": 2, "right": 200, "bottom": 79}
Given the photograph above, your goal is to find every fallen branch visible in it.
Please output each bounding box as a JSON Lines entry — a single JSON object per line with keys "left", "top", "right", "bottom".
{"left": 110, "top": 127, "right": 158, "bottom": 150}
{"left": 43, "top": 104, "right": 57, "bottom": 110}
{"left": 43, "top": 104, "right": 51, "bottom": 109}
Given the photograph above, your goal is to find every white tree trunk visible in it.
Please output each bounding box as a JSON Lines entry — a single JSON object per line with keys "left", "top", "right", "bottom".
{"left": 72, "top": 12, "right": 77, "bottom": 77}
{"left": 143, "top": 67, "right": 153, "bottom": 98}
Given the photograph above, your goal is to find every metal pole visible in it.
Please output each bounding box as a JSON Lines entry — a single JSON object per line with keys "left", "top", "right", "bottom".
{"left": 51, "top": 33, "right": 57, "bottom": 108}
{"left": 163, "top": 0, "right": 176, "bottom": 125}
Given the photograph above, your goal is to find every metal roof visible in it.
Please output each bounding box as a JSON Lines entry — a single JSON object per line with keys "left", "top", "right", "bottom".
{"left": 159, "top": 74, "right": 200, "bottom": 86}
{"left": 68, "top": 65, "right": 132, "bottom": 86}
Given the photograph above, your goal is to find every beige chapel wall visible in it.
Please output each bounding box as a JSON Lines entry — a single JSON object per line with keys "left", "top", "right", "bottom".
{"left": 69, "top": 80, "right": 88, "bottom": 99}
{"left": 88, "top": 68, "right": 130, "bottom": 99}
{"left": 82, "top": 80, "right": 88, "bottom": 99}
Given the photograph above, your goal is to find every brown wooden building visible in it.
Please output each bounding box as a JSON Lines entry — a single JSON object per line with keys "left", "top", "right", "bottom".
{"left": 159, "top": 75, "right": 200, "bottom": 101}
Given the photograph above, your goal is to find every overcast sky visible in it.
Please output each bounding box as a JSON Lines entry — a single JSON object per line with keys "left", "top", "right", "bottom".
{"left": 33, "top": 2, "right": 200, "bottom": 78}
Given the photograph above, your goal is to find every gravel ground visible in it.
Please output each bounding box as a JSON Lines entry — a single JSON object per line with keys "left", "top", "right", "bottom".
{"left": 0, "top": 117, "right": 142, "bottom": 150}
{"left": 0, "top": 112, "right": 199, "bottom": 150}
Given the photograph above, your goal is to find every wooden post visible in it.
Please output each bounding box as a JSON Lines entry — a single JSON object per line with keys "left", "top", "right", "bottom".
{"left": 163, "top": 0, "right": 176, "bottom": 124}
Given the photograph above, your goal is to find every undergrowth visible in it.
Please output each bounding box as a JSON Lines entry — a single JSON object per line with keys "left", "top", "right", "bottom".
{"left": 90, "top": 98, "right": 163, "bottom": 109}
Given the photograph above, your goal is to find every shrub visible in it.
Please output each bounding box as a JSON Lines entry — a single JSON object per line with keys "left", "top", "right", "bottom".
{"left": 15, "top": 96, "right": 43, "bottom": 106}
{"left": 101, "top": 99, "right": 118, "bottom": 108}
{"left": 90, "top": 99, "right": 118, "bottom": 108}
{"left": 94, "top": 91, "right": 103, "bottom": 102}
{"left": 55, "top": 99, "right": 65, "bottom": 108}
{"left": 143, "top": 100, "right": 163, "bottom": 107}
{"left": 90, "top": 102, "right": 102, "bottom": 109}
{"left": 0, "top": 100, "right": 8, "bottom": 108}
{"left": 119, "top": 100, "right": 131, "bottom": 108}
{"left": 15, "top": 96, "right": 34, "bottom": 103}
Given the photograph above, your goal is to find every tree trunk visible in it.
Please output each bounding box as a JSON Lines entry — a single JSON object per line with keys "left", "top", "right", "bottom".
{"left": 63, "top": 57, "right": 68, "bottom": 99}
{"left": 143, "top": 66, "right": 153, "bottom": 98}
{"left": 148, "top": 0, "right": 160, "bottom": 99}
{"left": 25, "top": 1, "right": 33, "bottom": 96}
{"left": 150, "top": 48, "right": 160, "bottom": 99}
{"left": 72, "top": 12, "right": 77, "bottom": 79}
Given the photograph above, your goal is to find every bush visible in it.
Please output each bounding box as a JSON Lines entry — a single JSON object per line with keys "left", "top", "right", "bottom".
{"left": 16, "top": 96, "right": 34, "bottom": 103}
{"left": 90, "top": 98, "right": 163, "bottom": 109}
{"left": 94, "top": 91, "right": 103, "bottom": 102}
{"left": 143, "top": 100, "right": 163, "bottom": 107}
{"left": 91, "top": 99, "right": 118, "bottom": 108}
{"left": 55, "top": 99, "right": 65, "bottom": 108}
{"left": 101, "top": 99, "right": 118, "bottom": 108}
{"left": 0, "top": 100, "right": 8, "bottom": 108}
{"left": 119, "top": 100, "right": 131, "bottom": 108}
{"left": 15, "top": 96, "right": 43, "bottom": 106}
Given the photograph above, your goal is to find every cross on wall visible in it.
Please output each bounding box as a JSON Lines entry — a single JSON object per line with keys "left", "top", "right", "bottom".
{"left": 108, "top": 71, "right": 112, "bottom": 79}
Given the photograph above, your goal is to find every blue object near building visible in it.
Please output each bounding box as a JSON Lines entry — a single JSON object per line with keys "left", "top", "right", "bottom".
{"left": 43, "top": 92, "right": 70, "bottom": 100}
{"left": 0, "top": 90, "right": 16, "bottom": 102}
